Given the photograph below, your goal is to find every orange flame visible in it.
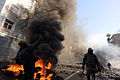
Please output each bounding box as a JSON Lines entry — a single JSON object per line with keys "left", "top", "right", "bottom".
{"left": 34, "top": 58, "right": 53, "bottom": 80}
{"left": 4, "top": 58, "right": 53, "bottom": 80}
{"left": 4, "top": 64, "right": 24, "bottom": 76}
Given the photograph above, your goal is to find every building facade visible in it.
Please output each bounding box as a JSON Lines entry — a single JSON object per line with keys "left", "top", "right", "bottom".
{"left": 110, "top": 33, "right": 120, "bottom": 47}
{"left": 0, "top": 0, "right": 32, "bottom": 61}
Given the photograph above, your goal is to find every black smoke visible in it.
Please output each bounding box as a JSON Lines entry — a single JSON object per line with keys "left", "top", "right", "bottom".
{"left": 26, "top": 14, "right": 64, "bottom": 66}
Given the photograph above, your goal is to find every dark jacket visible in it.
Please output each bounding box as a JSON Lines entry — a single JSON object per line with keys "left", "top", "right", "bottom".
{"left": 16, "top": 38, "right": 41, "bottom": 65}
{"left": 82, "top": 52, "right": 100, "bottom": 70}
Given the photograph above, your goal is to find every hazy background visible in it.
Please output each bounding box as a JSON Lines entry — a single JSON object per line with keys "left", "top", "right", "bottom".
{"left": 76, "top": 0, "right": 120, "bottom": 68}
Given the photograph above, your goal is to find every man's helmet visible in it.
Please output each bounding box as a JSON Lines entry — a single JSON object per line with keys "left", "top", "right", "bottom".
{"left": 88, "top": 48, "right": 93, "bottom": 51}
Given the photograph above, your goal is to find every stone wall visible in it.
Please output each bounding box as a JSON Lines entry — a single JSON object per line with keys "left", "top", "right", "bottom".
{"left": 0, "top": 35, "right": 17, "bottom": 61}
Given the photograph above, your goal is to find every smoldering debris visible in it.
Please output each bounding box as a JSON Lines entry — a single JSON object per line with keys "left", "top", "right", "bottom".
{"left": 36, "top": 43, "right": 58, "bottom": 66}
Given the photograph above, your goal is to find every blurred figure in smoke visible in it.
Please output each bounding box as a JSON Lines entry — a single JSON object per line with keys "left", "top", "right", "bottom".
{"left": 82, "top": 48, "right": 101, "bottom": 80}
{"left": 16, "top": 37, "right": 41, "bottom": 80}
{"left": 107, "top": 62, "right": 112, "bottom": 70}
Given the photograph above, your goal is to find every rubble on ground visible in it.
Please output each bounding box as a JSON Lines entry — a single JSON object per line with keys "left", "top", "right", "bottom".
{"left": 0, "top": 62, "right": 120, "bottom": 80}
{"left": 54, "top": 64, "right": 120, "bottom": 80}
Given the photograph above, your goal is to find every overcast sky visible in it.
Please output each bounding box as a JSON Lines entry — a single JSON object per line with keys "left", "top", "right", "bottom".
{"left": 76, "top": 0, "right": 120, "bottom": 38}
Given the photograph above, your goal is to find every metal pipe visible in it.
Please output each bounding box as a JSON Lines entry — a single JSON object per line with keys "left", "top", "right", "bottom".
{"left": 64, "top": 71, "right": 80, "bottom": 80}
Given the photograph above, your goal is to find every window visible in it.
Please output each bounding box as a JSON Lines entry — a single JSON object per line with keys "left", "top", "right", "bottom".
{"left": 9, "top": 4, "right": 19, "bottom": 16}
{"left": 3, "top": 19, "right": 14, "bottom": 30}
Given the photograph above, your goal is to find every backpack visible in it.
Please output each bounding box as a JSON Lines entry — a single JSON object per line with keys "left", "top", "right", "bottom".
{"left": 86, "top": 53, "right": 97, "bottom": 67}
{"left": 85, "top": 53, "right": 99, "bottom": 73}
{"left": 16, "top": 48, "right": 27, "bottom": 65}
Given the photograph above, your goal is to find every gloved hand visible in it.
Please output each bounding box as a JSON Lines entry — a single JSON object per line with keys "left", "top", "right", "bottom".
{"left": 82, "top": 65, "right": 85, "bottom": 71}
{"left": 98, "top": 67, "right": 101, "bottom": 72}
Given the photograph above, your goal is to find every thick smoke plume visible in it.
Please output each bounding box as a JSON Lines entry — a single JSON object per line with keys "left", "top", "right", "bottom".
{"left": 26, "top": 14, "right": 64, "bottom": 66}
{"left": 88, "top": 37, "right": 120, "bottom": 68}
{"left": 95, "top": 44, "right": 120, "bottom": 68}
{"left": 22, "top": 0, "right": 86, "bottom": 64}
{"left": 95, "top": 50, "right": 108, "bottom": 67}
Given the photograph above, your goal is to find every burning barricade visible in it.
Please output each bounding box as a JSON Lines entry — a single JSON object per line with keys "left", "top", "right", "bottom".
{"left": 2, "top": 58, "right": 63, "bottom": 80}
{"left": 2, "top": 15, "right": 64, "bottom": 80}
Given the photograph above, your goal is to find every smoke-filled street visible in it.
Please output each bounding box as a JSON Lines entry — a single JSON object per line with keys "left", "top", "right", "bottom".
{"left": 0, "top": 0, "right": 120, "bottom": 80}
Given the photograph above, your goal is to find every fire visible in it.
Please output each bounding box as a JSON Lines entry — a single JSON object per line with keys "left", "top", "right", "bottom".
{"left": 34, "top": 58, "right": 53, "bottom": 80}
{"left": 35, "top": 58, "right": 52, "bottom": 69}
{"left": 5, "top": 64, "right": 24, "bottom": 76}
{"left": 7, "top": 64, "right": 24, "bottom": 72}
{"left": 3, "top": 58, "right": 53, "bottom": 80}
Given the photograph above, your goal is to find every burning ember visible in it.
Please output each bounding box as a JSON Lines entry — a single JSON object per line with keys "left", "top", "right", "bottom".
{"left": 2, "top": 58, "right": 54, "bottom": 80}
